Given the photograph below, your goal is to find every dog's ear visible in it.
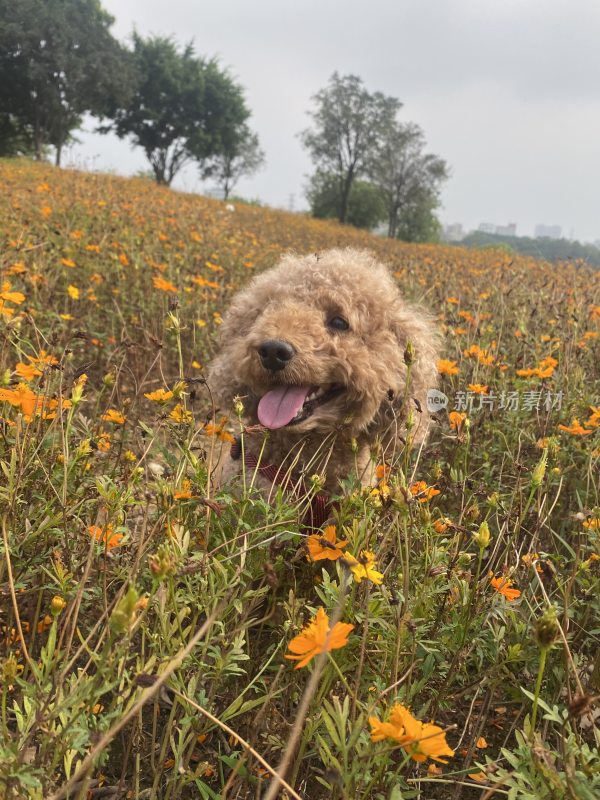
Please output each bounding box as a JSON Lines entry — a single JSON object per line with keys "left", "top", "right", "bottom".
{"left": 206, "top": 282, "right": 263, "bottom": 409}
{"left": 372, "top": 299, "right": 441, "bottom": 447}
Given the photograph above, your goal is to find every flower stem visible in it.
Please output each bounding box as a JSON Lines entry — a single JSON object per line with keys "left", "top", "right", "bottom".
{"left": 531, "top": 646, "right": 548, "bottom": 733}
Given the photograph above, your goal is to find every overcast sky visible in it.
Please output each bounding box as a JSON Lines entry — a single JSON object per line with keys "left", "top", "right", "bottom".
{"left": 67, "top": 0, "right": 600, "bottom": 242}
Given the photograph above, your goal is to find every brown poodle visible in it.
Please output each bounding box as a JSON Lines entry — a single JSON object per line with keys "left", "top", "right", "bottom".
{"left": 208, "top": 248, "right": 440, "bottom": 503}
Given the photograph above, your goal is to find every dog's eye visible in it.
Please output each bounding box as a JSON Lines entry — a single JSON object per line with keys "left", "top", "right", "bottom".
{"left": 327, "top": 316, "right": 350, "bottom": 332}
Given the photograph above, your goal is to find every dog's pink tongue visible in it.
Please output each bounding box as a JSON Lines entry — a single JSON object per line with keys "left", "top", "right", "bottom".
{"left": 258, "top": 385, "right": 310, "bottom": 429}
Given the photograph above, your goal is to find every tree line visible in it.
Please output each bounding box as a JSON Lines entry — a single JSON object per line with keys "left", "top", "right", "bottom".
{"left": 0, "top": 0, "right": 449, "bottom": 240}
{"left": 0, "top": 0, "right": 265, "bottom": 197}
{"left": 301, "top": 73, "right": 449, "bottom": 241}
{"left": 460, "top": 231, "right": 600, "bottom": 267}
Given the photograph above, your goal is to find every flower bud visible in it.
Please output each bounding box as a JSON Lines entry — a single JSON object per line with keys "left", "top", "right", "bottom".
{"left": 404, "top": 341, "right": 415, "bottom": 366}
{"left": 110, "top": 586, "right": 143, "bottom": 635}
{"left": 233, "top": 395, "right": 244, "bottom": 417}
{"left": 50, "top": 595, "right": 66, "bottom": 616}
{"left": 473, "top": 520, "right": 491, "bottom": 550}
{"left": 531, "top": 449, "right": 548, "bottom": 488}
{"left": 535, "top": 605, "right": 560, "bottom": 650}
{"left": 149, "top": 543, "right": 178, "bottom": 581}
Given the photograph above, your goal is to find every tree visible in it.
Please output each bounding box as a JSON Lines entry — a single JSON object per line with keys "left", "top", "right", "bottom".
{"left": 106, "top": 35, "right": 251, "bottom": 186}
{"left": 300, "top": 73, "right": 400, "bottom": 224}
{"left": 200, "top": 123, "right": 265, "bottom": 199}
{"left": 0, "top": 0, "right": 131, "bottom": 164}
{"left": 0, "top": 114, "right": 35, "bottom": 157}
{"left": 306, "top": 171, "right": 386, "bottom": 230}
{"left": 394, "top": 188, "right": 443, "bottom": 243}
{"left": 368, "top": 121, "right": 448, "bottom": 240}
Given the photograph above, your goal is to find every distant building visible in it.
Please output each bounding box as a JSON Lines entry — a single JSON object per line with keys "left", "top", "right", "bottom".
{"left": 478, "top": 222, "right": 517, "bottom": 236}
{"left": 443, "top": 223, "right": 464, "bottom": 242}
{"left": 495, "top": 223, "right": 517, "bottom": 237}
{"left": 535, "top": 224, "right": 562, "bottom": 239}
{"left": 205, "top": 187, "right": 226, "bottom": 200}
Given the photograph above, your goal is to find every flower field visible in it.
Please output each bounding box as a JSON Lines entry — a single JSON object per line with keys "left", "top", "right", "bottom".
{"left": 1, "top": 159, "right": 599, "bottom": 799}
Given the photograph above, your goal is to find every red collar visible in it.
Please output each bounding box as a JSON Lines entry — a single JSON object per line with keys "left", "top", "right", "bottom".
{"left": 230, "top": 437, "right": 330, "bottom": 531}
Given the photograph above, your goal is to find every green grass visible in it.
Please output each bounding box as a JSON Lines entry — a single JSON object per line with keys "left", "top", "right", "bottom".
{"left": 1, "top": 158, "right": 599, "bottom": 799}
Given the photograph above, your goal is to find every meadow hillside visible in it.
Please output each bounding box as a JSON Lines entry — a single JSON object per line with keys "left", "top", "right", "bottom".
{"left": 1, "top": 159, "right": 599, "bottom": 799}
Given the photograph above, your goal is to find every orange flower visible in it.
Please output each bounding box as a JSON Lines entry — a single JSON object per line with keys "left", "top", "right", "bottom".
{"left": 101, "top": 409, "right": 126, "bottom": 425}
{"left": 558, "top": 418, "right": 593, "bottom": 436}
{"left": 437, "top": 359, "right": 459, "bottom": 376}
{"left": 306, "top": 525, "right": 348, "bottom": 562}
{"left": 375, "top": 464, "right": 390, "bottom": 480}
{"left": 88, "top": 524, "right": 124, "bottom": 550}
{"left": 369, "top": 704, "right": 455, "bottom": 764}
{"left": 586, "top": 406, "right": 600, "bottom": 428}
{"left": 174, "top": 479, "right": 193, "bottom": 500}
{"left": 144, "top": 388, "right": 174, "bottom": 402}
{"left": 410, "top": 481, "right": 440, "bottom": 502}
{"left": 203, "top": 415, "right": 234, "bottom": 442}
{"left": 467, "top": 383, "right": 489, "bottom": 395}
{"left": 153, "top": 276, "right": 178, "bottom": 293}
{"left": 517, "top": 356, "right": 558, "bottom": 379}
{"left": 490, "top": 574, "right": 521, "bottom": 602}
{"left": 448, "top": 411, "right": 467, "bottom": 431}
{"left": 61, "top": 258, "right": 76, "bottom": 268}
{"left": 0, "top": 384, "right": 40, "bottom": 416}
{"left": 433, "top": 517, "right": 452, "bottom": 534}
{"left": 15, "top": 362, "right": 42, "bottom": 381}
{"left": 285, "top": 607, "right": 354, "bottom": 669}
{"left": 27, "top": 349, "right": 58, "bottom": 367}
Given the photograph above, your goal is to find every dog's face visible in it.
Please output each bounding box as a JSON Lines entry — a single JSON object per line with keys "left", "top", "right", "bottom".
{"left": 208, "top": 249, "right": 439, "bottom": 442}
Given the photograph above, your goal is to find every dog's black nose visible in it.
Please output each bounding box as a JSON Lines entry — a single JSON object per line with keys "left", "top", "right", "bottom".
{"left": 258, "top": 339, "right": 295, "bottom": 372}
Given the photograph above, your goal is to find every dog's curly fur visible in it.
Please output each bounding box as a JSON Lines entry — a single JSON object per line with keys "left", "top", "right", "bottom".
{"left": 208, "top": 248, "right": 440, "bottom": 491}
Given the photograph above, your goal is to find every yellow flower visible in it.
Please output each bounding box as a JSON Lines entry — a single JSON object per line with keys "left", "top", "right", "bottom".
{"left": 583, "top": 516, "right": 599, "bottom": 530}
{"left": 0, "top": 281, "right": 26, "bottom": 305}
{"left": 50, "top": 595, "right": 67, "bottom": 615}
{"left": 67, "top": 284, "right": 80, "bottom": 300}
{"left": 369, "top": 704, "right": 455, "bottom": 764}
{"left": 284, "top": 607, "right": 354, "bottom": 669}
{"left": 306, "top": 525, "right": 348, "bottom": 562}
{"left": 170, "top": 403, "right": 193, "bottom": 424}
{"left": 344, "top": 550, "right": 384, "bottom": 585}
{"left": 101, "top": 409, "right": 126, "bottom": 425}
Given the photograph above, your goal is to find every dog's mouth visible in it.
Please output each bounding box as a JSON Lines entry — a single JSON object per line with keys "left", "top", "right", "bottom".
{"left": 257, "top": 383, "right": 345, "bottom": 429}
